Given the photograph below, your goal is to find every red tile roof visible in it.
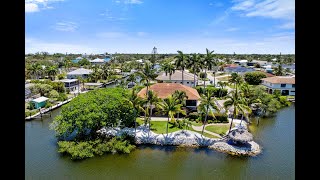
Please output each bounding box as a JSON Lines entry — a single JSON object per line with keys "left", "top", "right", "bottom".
{"left": 137, "top": 83, "right": 200, "bottom": 100}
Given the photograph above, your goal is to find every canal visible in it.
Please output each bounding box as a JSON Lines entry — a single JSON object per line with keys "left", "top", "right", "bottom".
{"left": 25, "top": 105, "right": 295, "bottom": 179}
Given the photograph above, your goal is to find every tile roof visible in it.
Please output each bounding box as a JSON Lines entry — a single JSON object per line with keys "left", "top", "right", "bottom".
{"left": 261, "top": 76, "right": 295, "bottom": 84}
{"left": 156, "top": 70, "right": 197, "bottom": 81}
{"left": 137, "top": 83, "right": 200, "bottom": 100}
{"left": 67, "top": 68, "right": 93, "bottom": 75}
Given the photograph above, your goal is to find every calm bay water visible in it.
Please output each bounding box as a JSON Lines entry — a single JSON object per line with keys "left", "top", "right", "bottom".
{"left": 25, "top": 105, "right": 295, "bottom": 179}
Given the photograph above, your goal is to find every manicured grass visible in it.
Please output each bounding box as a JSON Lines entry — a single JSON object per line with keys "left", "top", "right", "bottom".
{"left": 205, "top": 124, "right": 234, "bottom": 136}
{"left": 189, "top": 128, "right": 220, "bottom": 139}
{"left": 191, "top": 121, "right": 203, "bottom": 126}
{"left": 136, "top": 118, "right": 145, "bottom": 126}
{"left": 150, "top": 121, "right": 183, "bottom": 134}
{"left": 216, "top": 76, "right": 230, "bottom": 81}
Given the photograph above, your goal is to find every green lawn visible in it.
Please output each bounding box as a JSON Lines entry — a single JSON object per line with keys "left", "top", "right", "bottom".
{"left": 191, "top": 121, "right": 203, "bottom": 126}
{"left": 205, "top": 124, "right": 234, "bottom": 136}
{"left": 216, "top": 76, "right": 230, "bottom": 81}
{"left": 150, "top": 121, "right": 183, "bottom": 134}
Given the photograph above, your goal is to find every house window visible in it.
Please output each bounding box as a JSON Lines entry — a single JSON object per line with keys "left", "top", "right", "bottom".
{"left": 180, "top": 82, "right": 183, "bottom": 84}
{"left": 292, "top": 84, "right": 295, "bottom": 88}
{"left": 191, "top": 82, "right": 194, "bottom": 84}
{"left": 281, "top": 84, "right": 286, "bottom": 87}
{"left": 291, "top": 91, "right": 295, "bottom": 92}
{"left": 187, "top": 82, "right": 189, "bottom": 84}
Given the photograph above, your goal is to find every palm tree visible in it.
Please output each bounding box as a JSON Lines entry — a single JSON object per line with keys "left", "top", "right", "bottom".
{"left": 28, "top": 63, "right": 42, "bottom": 79}
{"left": 46, "top": 66, "right": 58, "bottom": 81}
{"left": 172, "top": 90, "right": 188, "bottom": 120}
{"left": 136, "top": 62, "right": 158, "bottom": 124}
{"left": 127, "top": 73, "right": 136, "bottom": 87}
{"left": 187, "top": 53, "right": 201, "bottom": 87}
{"left": 175, "top": 50, "right": 187, "bottom": 85}
{"left": 274, "top": 64, "right": 284, "bottom": 76}
{"left": 158, "top": 95, "right": 185, "bottom": 135}
{"left": 217, "top": 81, "right": 228, "bottom": 97}
{"left": 202, "top": 48, "right": 217, "bottom": 92}
{"left": 161, "top": 60, "right": 175, "bottom": 80}
{"left": 127, "top": 87, "right": 145, "bottom": 133}
{"left": 224, "top": 89, "right": 252, "bottom": 133}
{"left": 198, "top": 90, "right": 219, "bottom": 135}
{"left": 146, "top": 90, "right": 161, "bottom": 132}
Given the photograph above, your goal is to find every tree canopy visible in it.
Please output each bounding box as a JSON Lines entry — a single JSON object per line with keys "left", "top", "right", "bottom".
{"left": 244, "top": 71, "right": 267, "bottom": 85}
{"left": 51, "top": 88, "right": 135, "bottom": 140}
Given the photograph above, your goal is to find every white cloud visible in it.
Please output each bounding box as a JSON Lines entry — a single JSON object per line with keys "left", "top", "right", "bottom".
{"left": 226, "top": 27, "right": 240, "bottom": 32}
{"left": 278, "top": 21, "right": 295, "bottom": 29}
{"left": 137, "top": 32, "right": 147, "bottom": 37}
{"left": 209, "top": 2, "right": 223, "bottom": 7}
{"left": 25, "top": 3, "right": 39, "bottom": 13}
{"left": 210, "top": 10, "right": 230, "bottom": 25}
{"left": 125, "top": 0, "right": 143, "bottom": 4}
{"left": 54, "top": 22, "right": 78, "bottom": 32}
{"left": 25, "top": 37, "right": 101, "bottom": 54}
{"left": 97, "top": 32, "right": 127, "bottom": 38}
{"left": 25, "top": 0, "right": 64, "bottom": 13}
{"left": 231, "top": 0, "right": 295, "bottom": 20}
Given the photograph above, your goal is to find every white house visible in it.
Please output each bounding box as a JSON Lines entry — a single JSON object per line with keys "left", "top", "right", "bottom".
{"left": 90, "top": 58, "right": 105, "bottom": 65}
{"left": 67, "top": 68, "right": 93, "bottom": 79}
{"left": 261, "top": 76, "right": 295, "bottom": 96}
{"left": 155, "top": 70, "right": 198, "bottom": 87}
{"left": 57, "top": 79, "right": 79, "bottom": 92}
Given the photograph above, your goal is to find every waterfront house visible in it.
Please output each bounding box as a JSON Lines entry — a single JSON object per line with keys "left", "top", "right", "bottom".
{"left": 31, "top": 96, "right": 49, "bottom": 109}
{"left": 261, "top": 76, "right": 295, "bottom": 96}
{"left": 137, "top": 83, "right": 200, "bottom": 110}
{"left": 155, "top": 70, "right": 198, "bottom": 87}
{"left": 67, "top": 68, "right": 93, "bottom": 79}
{"left": 57, "top": 79, "right": 79, "bottom": 92}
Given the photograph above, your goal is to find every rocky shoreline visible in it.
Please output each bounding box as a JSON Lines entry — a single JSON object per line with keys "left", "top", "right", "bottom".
{"left": 97, "top": 126, "right": 261, "bottom": 156}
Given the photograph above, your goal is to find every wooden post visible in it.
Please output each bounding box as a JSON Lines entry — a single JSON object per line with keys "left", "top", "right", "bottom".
{"left": 40, "top": 108, "right": 43, "bottom": 120}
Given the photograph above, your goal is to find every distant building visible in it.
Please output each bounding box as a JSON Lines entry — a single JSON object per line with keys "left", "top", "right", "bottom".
{"left": 90, "top": 58, "right": 106, "bottom": 65}
{"left": 155, "top": 70, "right": 198, "bottom": 87}
{"left": 58, "top": 79, "right": 79, "bottom": 92}
{"left": 67, "top": 68, "right": 93, "bottom": 79}
{"left": 31, "top": 96, "right": 49, "bottom": 109}
{"left": 137, "top": 83, "right": 200, "bottom": 110}
{"left": 261, "top": 76, "right": 295, "bottom": 96}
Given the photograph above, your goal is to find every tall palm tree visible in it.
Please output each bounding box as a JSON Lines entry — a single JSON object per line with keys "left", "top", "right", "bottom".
{"left": 198, "top": 90, "right": 219, "bottom": 135}
{"left": 175, "top": 50, "right": 187, "bottom": 85}
{"left": 127, "top": 73, "right": 136, "bottom": 86}
{"left": 172, "top": 90, "right": 188, "bottom": 120}
{"left": 202, "top": 48, "right": 217, "bottom": 92}
{"left": 224, "top": 89, "right": 252, "bottom": 133}
{"left": 217, "top": 81, "right": 228, "bottom": 97}
{"left": 127, "top": 87, "right": 145, "bottom": 133}
{"left": 158, "top": 95, "right": 185, "bottom": 135}
{"left": 28, "top": 63, "right": 42, "bottom": 79}
{"left": 161, "top": 60, "right": 175, "bottom": 81}
{"left": 46, "top": 66, "right": 58, "bottom": 81}
{"left": 274, "top": 64, "right": 284, "bottom": 76}
{"left": 146, "top": 90, "right": 161, "bottom": 132}
{"left": 137, "top": 62, "right": 158, "bottom": 124}
{"left": 187, "top": 53, "right": 201, "bottom": 87}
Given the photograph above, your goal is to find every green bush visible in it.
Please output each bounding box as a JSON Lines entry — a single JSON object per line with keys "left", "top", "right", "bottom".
{"left": 45, "top": 101, "right": 52, "bottom": 108}
{"left": 25, "top": 109, "right": 38, "bottom": 117}
{"left": 57, "top": 93, "right": 68, "bottom": 101}
{"left": 244, "top": 71, "right": 267, "bottom": 85}
{"left": 57, "top": 73, "right": 66, "bottom": 80}
{"left": 57, "top": 138, "right": 136, "bottom": 160}
{"left": 213, "top": 113, "right": 228, "bottom": 123}
{"left": 279, "top": 96, "right": 291, "bottom": 107}
{"left": 187, "top": 112, "right": 199, "bottom": 121}
{"left": 49, "top": 90, "right": 60, "bottom": 99}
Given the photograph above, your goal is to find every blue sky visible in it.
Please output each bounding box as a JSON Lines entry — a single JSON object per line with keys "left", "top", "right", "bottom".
{"left": 25, "top": 0, "right": 295, "bottom": 54}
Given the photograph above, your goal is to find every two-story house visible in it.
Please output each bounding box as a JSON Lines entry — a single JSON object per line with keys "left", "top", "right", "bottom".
{"left": 155, "top": 70, "right": 198, "bottom": 87}
{"left": 261, "top": 76, "right": 295, "bottom": 96}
